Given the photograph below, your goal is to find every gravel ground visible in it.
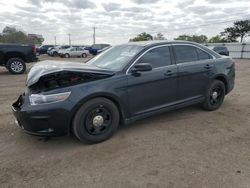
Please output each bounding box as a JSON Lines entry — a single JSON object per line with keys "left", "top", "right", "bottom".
{"left": 0, "top": 57, "right": 250, "bottom": 188}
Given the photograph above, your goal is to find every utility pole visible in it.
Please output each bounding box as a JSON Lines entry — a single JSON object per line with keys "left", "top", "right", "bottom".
{"left": 68, "top": 34, "right": 71, "bottom": 46}
{"left": 93, "top": 26, "right": 96, "bottom": 45}
{"left": 54, "top": 36, "right": 57, "bottom": 45}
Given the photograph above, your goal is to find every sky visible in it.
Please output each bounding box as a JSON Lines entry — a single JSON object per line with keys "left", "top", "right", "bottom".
{"left": 0, "top": 0, "right": 249, "bottom": 45}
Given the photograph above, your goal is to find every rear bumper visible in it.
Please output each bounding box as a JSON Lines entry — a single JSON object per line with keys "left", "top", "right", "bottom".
{"left": 227, "top": 65, "right": 235, "bottom": 94}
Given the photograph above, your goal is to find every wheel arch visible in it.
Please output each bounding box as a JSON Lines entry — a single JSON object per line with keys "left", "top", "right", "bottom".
{"left": 4, "top": 52, "right": 26, "bottom": 63}
{"left": 213, "top": 74, "right": 228, "bottom": 94}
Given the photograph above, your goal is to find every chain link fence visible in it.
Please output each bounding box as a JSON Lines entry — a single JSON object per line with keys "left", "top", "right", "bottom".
{"left": 205, "top": 43, "right": 250, "bottom": 59}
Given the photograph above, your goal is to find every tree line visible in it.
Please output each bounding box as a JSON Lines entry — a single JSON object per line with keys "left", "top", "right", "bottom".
{"left": 1, "top": 19, "right": 249, "bottom": 45}
{"left": 129, "top": 20, "right": 250, "bottom": 43}
{"left": 0, "top": 26, "right": 44, "bottom": 45}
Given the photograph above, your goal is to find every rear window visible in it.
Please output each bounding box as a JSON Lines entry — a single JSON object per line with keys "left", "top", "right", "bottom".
{"left": 196, "top": 48, "right": 212, "bottom": 60}
{"left": 174, "top": 45, "right": 198, "bottom": 63}
{"left": 174, "top": 45, "right": 212, "bottom": 63}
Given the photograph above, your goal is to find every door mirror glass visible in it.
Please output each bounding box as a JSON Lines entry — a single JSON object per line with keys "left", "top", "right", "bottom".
{"left": 131, "top": 63, "right": 152, "bottom": 73}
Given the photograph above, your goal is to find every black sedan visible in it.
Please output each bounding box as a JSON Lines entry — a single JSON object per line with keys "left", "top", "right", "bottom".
{"left": 213, "top": 46, "right": 229, "bottom": 56}
{"left": 12, "top": 41, "right": 235, "bottom": 144}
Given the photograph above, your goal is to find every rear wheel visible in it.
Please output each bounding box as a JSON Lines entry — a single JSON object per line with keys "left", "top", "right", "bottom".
{"left": 6, "top": 58, "right": 26, "bottom": 74}
{"left": 202, "top": 80, "right": 225, "bottom": 111}
{"left": 73, "top": 97, "right": 120, "bottom": 144}
{"left": 82, "top": 53, "right": 87, "bottom": 58}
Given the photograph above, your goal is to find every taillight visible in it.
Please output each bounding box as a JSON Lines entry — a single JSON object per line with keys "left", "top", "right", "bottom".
{"left": 232, "top": 59, "right": 235, "bottom": 66}
{"left": 32, "top": 45, "right": 36, "bottom": 55}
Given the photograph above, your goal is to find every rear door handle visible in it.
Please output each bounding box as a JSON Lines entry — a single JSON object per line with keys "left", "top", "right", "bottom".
{"left": 164, "top": 70, "right": 173, "bottom": 76}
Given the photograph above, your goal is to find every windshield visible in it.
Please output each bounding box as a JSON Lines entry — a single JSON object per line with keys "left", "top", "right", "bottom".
{"left": 87, "top": 44, "right": 143, "bottom": 71}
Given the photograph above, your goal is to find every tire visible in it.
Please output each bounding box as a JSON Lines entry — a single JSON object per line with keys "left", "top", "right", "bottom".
{"left": 6, "top": 58, "right": 26, "bottom": 74}
{"left": 73, "top": 97, "right": 120, "bottom": 144}
{"left": 202, "top": 80, "right": 225, "bottom": 111}
{"left": 65, "top": 53, "right": 70, "bottom": 58}
{"left": 53, "top": 52, "right": 58, "bottom": 57}
{"left": 82, "top": 53, "right": 87, "bottom": 58}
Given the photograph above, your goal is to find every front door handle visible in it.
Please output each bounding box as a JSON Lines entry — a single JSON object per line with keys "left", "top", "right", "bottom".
{"left": 204, "top": 64, "right": 213, "bottom": 69}
{"left": 164, "top": 70, "right": 173, "bottom": 76}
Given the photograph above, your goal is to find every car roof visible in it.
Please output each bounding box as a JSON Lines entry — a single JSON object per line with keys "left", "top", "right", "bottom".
{"left": 128, "top": 40, "right": 203, "bottom": 47}
{"left": 126, "top": 40, "right": 221, "bottom": 58}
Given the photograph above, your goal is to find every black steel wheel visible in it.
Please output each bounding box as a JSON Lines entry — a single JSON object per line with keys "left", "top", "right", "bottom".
{"left": 202, "top": 80, "right": 225, "bottom": 111}
{"left": 85, "top": 106, "right": 112, "bottom": 135}
{"left": 73, "top": 97, "right": 119, "bottom": 144}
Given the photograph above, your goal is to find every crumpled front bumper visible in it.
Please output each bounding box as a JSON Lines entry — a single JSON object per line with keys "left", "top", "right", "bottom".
{"left": 12, "top": 94, "right": 71, "bottom": 137}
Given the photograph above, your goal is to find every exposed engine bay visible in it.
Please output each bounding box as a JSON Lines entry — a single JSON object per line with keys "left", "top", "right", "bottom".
{"left": 29, "top": 71, "right": 113, "bottom": 93}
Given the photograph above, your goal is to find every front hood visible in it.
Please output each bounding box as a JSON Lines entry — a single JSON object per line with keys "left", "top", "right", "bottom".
{"left": 27, "top": 60, "right": 115, "bottom": 87}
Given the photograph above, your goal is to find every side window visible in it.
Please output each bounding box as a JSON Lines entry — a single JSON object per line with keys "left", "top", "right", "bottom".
{"left": 174, "top": 45, "right": 198, "bottom": 63}
{"left": 196, "top": 48, "right": 212, "bottom": 60}
{"left": 136, "top": 46, "right": 171, "bottom": 68}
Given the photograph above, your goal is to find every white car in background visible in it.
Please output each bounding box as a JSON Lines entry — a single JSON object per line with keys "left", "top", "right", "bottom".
{"left": 59, "top": 47, "right": 90, "bottom": 58}
{"left": 49, "top": 45, "right": 70, "bottom": 56}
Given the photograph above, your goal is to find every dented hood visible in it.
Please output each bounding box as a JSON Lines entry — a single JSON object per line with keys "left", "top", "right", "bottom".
{"left": 27, "top": 60, "right": 115, "bottom": 87}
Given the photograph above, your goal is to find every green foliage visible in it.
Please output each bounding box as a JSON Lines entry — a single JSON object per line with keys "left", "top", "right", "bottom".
{"left": 154, "top": 33, "right": 165, "bottom": 40}
{"left": 221, "top": 20, "right": 250, "bottom": 43}
{"left": 129, "top": 32, "right": 153, "bottom": 42}
{"left": 208, "top": 35, "right": 226, "bottom": 43}
{"left": 0, "top": 26, "right": 44, "bottom": 45}
{"left": 174, "top": 34, "right": 208, "bottom": 43}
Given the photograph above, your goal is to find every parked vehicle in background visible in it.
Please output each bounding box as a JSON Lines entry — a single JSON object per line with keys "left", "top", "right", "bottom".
{"left": 12, "top": 41, "right": 235, "bottom": 143}
{"left": 48, "top": 45, "right": 70, "bottom": 56}
{"left": 0, "top": 43, "right": 37, "bottom": 74}
{"left": 59, "top": 47, "right": 90, "bottom": 58}
{"left": 213, "top": 46, "right": 229, "bottom": 56}
{"left": 37, "top": 45, "right": 54, "bottom": 55}
{"left": 47, "top": 46, "right": 56, "bottom": 54}
{"left": 96, "top": 46, "right": 111, "bottom": 54}
{"left": 88, "top": 44, "right": 111, "bottom": 55}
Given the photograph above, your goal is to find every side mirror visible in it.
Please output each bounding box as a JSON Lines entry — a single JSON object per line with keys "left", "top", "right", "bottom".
{"left": 131, "top": 63, "right": 152, "bottom": 73}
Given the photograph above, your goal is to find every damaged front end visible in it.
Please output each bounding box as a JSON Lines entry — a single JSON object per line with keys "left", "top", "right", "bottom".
{"left": 29, "top": 71, "right": 113, "bottom": 93}
{"left": 12, "top": 61, "right": 116, "bottom": 136}
{"left": 26, "top": 60, "right": 115, "bottom": 93}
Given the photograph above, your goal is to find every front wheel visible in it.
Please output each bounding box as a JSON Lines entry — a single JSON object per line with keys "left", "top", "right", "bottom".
{"left": 73, "top": 97, "right": 120, "bottom": 144}
{"left": 6, "top": 58, "right": 26, "bottom": 74}
{"left": 202, "top": 80, "right": 225, "bottom": 111}
{"left": 65, "top": 53, "right": 70, "bottom": 58}
{"left": 52, "top": 52, "right": 58, "bottom": 56}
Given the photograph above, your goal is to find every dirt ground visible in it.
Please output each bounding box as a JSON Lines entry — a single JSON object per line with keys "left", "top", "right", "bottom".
{"left": 0, "top": 57, "right": 250, "bottom": 188}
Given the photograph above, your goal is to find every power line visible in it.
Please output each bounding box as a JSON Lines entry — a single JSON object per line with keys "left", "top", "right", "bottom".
{"left": 36, "top": 14, "right": 250, "bottom": 44}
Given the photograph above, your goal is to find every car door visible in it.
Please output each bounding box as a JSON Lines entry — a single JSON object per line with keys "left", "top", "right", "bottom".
{"left": 70, "top": 47, "right": 77, "bottom": 57}
{"left": 173, "top": 44, "right": 215, "bottom": 101}
{"left": 126, "top": 45, "right": 178, "bottom": 116}
{"left": 75, "top": 47, "right": 82, "bottom": 56}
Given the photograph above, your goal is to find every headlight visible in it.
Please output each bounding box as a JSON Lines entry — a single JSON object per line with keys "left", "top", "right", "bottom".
{"left": 29, "top": 92, "right": 71, "bottom": 106}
